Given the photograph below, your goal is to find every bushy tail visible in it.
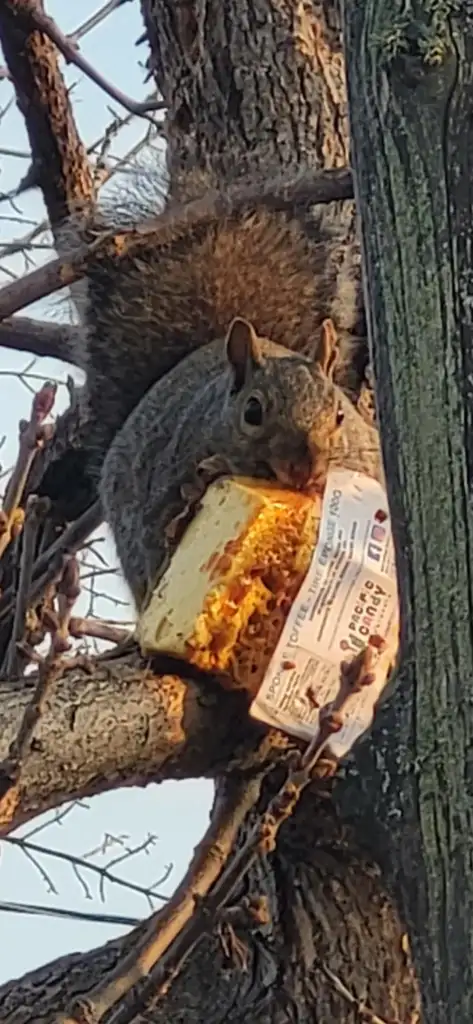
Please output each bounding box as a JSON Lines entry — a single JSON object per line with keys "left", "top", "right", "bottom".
{"left": 68, "top": 170, "right": 365, "bottom": 476}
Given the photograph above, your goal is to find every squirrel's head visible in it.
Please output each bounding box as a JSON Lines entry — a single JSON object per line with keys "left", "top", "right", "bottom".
{"left": 223, "top": 317, "right": 347, "bottom": 492}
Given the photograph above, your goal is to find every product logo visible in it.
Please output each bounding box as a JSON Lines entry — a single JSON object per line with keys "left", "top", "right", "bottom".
{"left": 339, "top": 580, "right": 387, "bottom": 655}
{"left": 367, "top": 508, "right": 389, "bottom": 563}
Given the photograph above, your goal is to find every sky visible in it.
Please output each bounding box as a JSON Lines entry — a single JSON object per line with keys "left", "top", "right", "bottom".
{"left": 0, "top": 0, "right": 213, "bottom": 986}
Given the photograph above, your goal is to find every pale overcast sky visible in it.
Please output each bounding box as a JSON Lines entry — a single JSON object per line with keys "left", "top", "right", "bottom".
{"left": 0, "top": 0, "right": 212, "bottom": 986}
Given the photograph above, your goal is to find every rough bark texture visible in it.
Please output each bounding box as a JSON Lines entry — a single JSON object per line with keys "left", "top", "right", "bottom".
{"left": 0, "top": 0, "right": 93, "bottom": 227}
{"left": 0, "top": 655, "right": 264, "bottom": 835}
{"left": 0, "top": 784, "right": 418, "bottom": 1024}
{"left": 141, "top": 0, "right": 349, "bottom": 181}
{"left": 342, "top": 4, "right": 473, "bottom": 1021}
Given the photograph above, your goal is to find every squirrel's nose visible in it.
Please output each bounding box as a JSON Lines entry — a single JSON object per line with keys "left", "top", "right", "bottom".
{"left": 269, "top": 438, "right": 328, "bottom": 493}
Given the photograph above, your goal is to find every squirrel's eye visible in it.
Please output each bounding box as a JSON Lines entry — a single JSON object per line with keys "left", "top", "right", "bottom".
{"left": 335, "top": 402, "right": 345, "bottom": 427}
{"left": 244, "top": 395, "right": 264, "bottom": 427}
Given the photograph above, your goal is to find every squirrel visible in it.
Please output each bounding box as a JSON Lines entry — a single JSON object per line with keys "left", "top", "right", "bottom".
{"left": 73, "top": 172, "right": 367, "bottom": 476}
{"left": 69, "top": 173, "right": 381, "bottom": 608}
{"left": 101, "top": 316, "right": 382, "bottom": 611}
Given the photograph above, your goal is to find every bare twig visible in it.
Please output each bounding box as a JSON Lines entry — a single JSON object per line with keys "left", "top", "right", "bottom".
{"left": 14, "top": 0, "right": 165, "bottom": 123}
{"left": 57, "top": 765, "right": 271, "bottom": 1024}
{"left": 3, "top": 494, "right": 50, "bottom": 679}
{"left": 0, "top": 381, "right": 56, "bottom": 559}
{"left": 15, "top": 640, "right": 44, "bottom": 665}
{"left": 5, "top": 834, "right": 169, "bottom": 908}
{"left": 0, "top": 897, "right": 140, "bottom": 929}
{"left": 0, "top": 501, "right": 103, "bottom": 621}
{"left": 49, "top": 557, "right": 81, "bottom": 655}
{"left": 72, "top": 0, "right": 134, "bottom": 44}
{"left": 23, "top": 553, "right": 72, "bottom": 619}
{"left": 2, "top": 382, "right": 56, "bottom": 515}
{"left": 69, "top": 617, "right": 133, "bottom": 647}
{"left": 0, "top": 168, "right": 354, "bottom": 319}
{"left": 0, "top": 114, "right": 157, "bottom": 263}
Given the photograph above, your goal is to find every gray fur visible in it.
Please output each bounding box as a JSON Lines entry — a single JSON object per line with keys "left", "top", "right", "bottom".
{"left": 74, "top": 176, "right": 364, "bottom": 476}
{"left": 72, "top": 171, "right": 377, "bottom": 609}
{"left": 101, "top": 327, "right": 381, "bottom": 610}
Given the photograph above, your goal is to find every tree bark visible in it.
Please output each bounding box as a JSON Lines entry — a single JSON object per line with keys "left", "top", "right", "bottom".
{"left": 0, "top": 785, "right": 419, "bottom": 1024}
{"left": 0, "top": 0, "right": 93, "bottom": 227}
{"left": 0, "top": 656, "right": 262, "bottom": 835}
{"left": 342, "top": 4, "right": 473, "bottom": 1021}
{"left": 141, "top": 0, "right": 349, "bottom": 183}
{"left": 0, "top": 317, "right": 78, "bottom": 363}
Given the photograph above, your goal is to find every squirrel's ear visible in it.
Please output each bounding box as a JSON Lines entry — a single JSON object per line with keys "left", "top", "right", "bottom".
{"left": 225, "top": 318, "right": 262, "bottom": 390}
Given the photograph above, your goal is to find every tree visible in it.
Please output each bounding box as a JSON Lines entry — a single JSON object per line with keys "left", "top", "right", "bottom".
{"left": 0, "top": 1, "right": 470, "bottom": 1022}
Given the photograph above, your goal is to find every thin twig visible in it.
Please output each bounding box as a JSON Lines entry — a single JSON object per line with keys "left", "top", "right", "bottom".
{"left": 0, "top": 381, "right": 56, "bottom": 558}
{"left": 3, "top": 494, "right": 50, "bottom": 679}
{"left": 26, "top": 552, "right": 73, "bottom": 617}
{"left": 4, "top": 835, "right": 169, "bottom": 907}
{"left": 69, "top": 617, "right": 133, "bottom": 647}
{"left": 15, "top": 0, "right": 165, "bottom": 123}
{"left": 1, "top": 382, "right": 56, "bottom": 517}
{"left": 0, "top": 168, "right": 353, "bottom": 320}
{"left": 49, "top": 556, "right": 81, "bottom": 655}
{"left": 57, "top": 764, "right": 272, "bottom": 1024}
{"left": 72, "top": 0, "right": 133, "bottom": 45}
{"left": 0, "top": 896, "right": 140, "bottom": 928}
{"left": 0, "top": 115, "right": 156, "bottom": 263}
{"left": 0, "top": 501, "right": 103, "bottom": 621}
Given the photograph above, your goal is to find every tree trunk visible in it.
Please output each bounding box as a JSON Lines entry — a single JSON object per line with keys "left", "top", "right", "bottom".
{"left": 342, "top": 4, "right": 473, "bottom": 1021}
{"left": 141, "top": 0, "right": 349, "bottom": 182}
{"left": 2, "top": 1, "right": 469, "bottom": 1021}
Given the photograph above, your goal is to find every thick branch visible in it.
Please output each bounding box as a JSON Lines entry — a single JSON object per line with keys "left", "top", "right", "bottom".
{"left": 0, "top": 653, "right": 262, "bottom": 835}
{"left": 0, "top": 0, "right": 94, "bottom": 226}
{"left": 0, "top": 316, "right": 78, "bottom": 364}
{"left": 0, "top": 167, "right": 353, "bottom": 319}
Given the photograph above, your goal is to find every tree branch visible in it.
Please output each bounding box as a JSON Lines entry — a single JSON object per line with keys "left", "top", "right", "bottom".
{"left": 0, "top": 771, "right": 420, "bottom": 1023}
{"left": 0, "top": 0, "right": 94, "bottom": 226}
{"left": 0, "top": 317, "right": 78, "bottom": 364}
{"left": 54, "top": 651, "right": 376, "bottom": 1024}
{"left": 15, "top": 0, "right": 165, "bottom": 123}
{"left": 0, "top": 167, "right": 354, "bottom": 320}
{"left": 60, "top": 769, "right": 269, "bottom": 1024}
{"left": 0, "top": 653, "right": 266, "bottom": 835}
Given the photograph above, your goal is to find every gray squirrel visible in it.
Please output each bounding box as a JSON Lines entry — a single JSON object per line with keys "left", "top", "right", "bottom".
{"left": 74, "top": 175, "right": 382, "bottom": 609}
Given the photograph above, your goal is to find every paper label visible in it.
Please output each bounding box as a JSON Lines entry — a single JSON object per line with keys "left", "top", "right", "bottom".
{"left": 250, "top": 469, "right": 399, "bottom": 759}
